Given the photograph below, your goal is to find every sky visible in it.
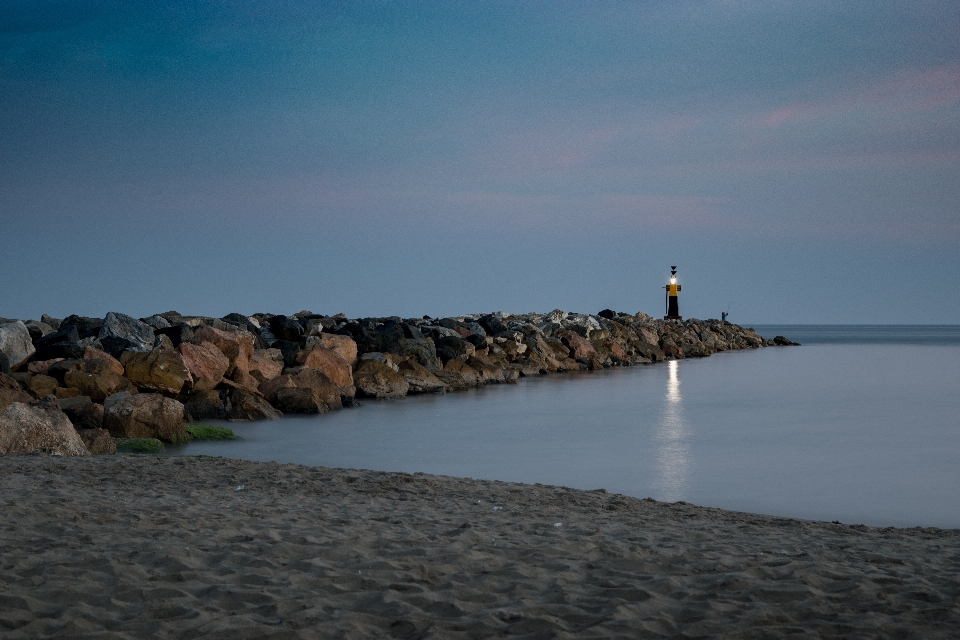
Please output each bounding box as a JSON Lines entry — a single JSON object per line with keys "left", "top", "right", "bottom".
{"left": 1, "top": 0, "right": 958, "bottom": 324}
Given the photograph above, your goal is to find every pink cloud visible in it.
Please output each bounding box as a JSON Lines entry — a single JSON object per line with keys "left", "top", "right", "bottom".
{"left": 752, "top": 64, "right": 960, "bottom": 129}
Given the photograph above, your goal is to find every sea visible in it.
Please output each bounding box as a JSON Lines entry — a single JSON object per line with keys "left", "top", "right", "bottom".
{"left": 166, "top": 326, "right": 960, "bottom": 529}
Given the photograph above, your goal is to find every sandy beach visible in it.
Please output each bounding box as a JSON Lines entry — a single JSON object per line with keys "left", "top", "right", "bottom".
{"left": 1, "top": 455, "right": 958, "bottom": 638}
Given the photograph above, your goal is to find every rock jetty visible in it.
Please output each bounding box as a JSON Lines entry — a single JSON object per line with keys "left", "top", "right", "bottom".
{"left": 0, "top": 309, "right": 797, "bottom": 456}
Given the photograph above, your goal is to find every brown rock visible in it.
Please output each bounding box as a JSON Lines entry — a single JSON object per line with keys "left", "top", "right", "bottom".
{"left": 82, "top": 347, "right": 124, "bottom": 375}
{"left": 310, "top": 334, "right": 358, "bottom": 367}
{"left": 192, "top": 326, "right": 255, "bottom": 376}
{"left": 120, "top": 350, "right": 193, "bottom": 396}
{"left": 229, "top": 367, "right": 260, "bottom": 390}
{"left": 353, "top": 360, "right": 409, "bottom": 399}
{"left": 443, "top": 359, "right": 482, "bottom": 387}
{"left": 26, "top": 358, "right": 64, "bottom": 375}
{"left": 226, "top": 387, "right": 282, "bottom": 421}
{"left": 177, "top": 342, "right": 229, "bottom": 392}
{"left": 295, "top": 345, "right": 353, "bottom": 392}
{"left": 0, "top": 395, "right": 90, "bottom": 456}
{"left": 433, "top": 369, "right": 469, "bottom": 391}
{"left": 289, "top": 368, "right": 342, "bottom": 409}
{"left": 398, "top": 359, "right": 450, "bottom": 394}
{"left": 248, "top": 349, "right": 284, "bottom": 382}
{"left": 25, "top": 374, "right": 59, "bottom": 399}
{"left": 467, "top": 355, "right": 506, "bottom": 384}
{"left": 63, "top": 364, "right": 137, "bottom": 403}
{"left": 77, "top": 428, "right": 116, "bottom": 455}
{"left": 561, "top": 332, "right": 596, "bottom": 360}
{"left": 55, "top": 387, "right": 82, "bottom": 399}
{"left": 103, "top": 393, "right": 187, "bottom": 443}
{"left": 275, "top": 387, "right": 328, "bottom": 414}
{"left": 58, "top": 396, "right": 105, "bottom": 430}
{"left": 259, "top": 374, "right": 297, "bottom": 405}
{"left": 0, "top": 372, "right": 34, "bottom": 411}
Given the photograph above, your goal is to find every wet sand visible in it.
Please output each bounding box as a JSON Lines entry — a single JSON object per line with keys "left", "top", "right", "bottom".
{"left": 1, "top": 455, "right": 958, "bottom": 638}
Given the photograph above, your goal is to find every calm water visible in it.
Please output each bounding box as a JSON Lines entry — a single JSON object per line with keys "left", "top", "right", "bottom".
{"left": 168, "top": 326, "right": 960, "bottom": 529}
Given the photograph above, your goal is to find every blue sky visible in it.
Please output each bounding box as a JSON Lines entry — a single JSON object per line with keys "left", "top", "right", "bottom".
{"left": 1, "top": 1, "right": 958, "bottom": 323}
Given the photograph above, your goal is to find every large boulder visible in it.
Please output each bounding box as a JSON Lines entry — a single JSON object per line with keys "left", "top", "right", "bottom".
{"left": 182, "top": 389, "right": 229, "bottom": 421}
{"left": 353, "top": 360, "right": 409, "bottom": 399}
{"left": 275, "top": 387, "right": 328, "bottom": 414}
{"left": 226, "top": 387, "right": 282, "bottom": 421}
{"left": 103, "top": 393, "right": 187, "bottom": 443}
{"left": 248, "top": 348, "right": 284, "bottom": 382}
{"left": 82, "top": 346, "right": 125, "bottom": 375}
{"left": 51, "top": 359, "right": 136, "bottom": 402}
{"left": 120, "top": 350, "right": 193, "bottom": 396}
{"left": 259, "top": 374, "right": 297, "bottom": 404}
{"left": 295, "top": 345, "right": 354, "bottom": 392}
{"left": 98, "top": 312, "right": 156, "bottom": 356}
{"left": 443, "top": 359, "right": 482, "bottom": 387}
{"left": 60, "top": 315, "right": 103, "bottom": 338}
{"left": 561, "top": 332, "right": 596, "bottom": 360}
{"left": 23, "top": 374, "right": 59, "bottom": 399}
{"left": 268, "top": 315, "right": 304, "bottom": 341}
{"left": 434, "top": 335, "right": 475, "bottom": 363}
{"left": 193, "top": 326, "right": 255, "bottom": 377}
{"left": 0, "top": 396, "right": 90, "bottom": 456}
{"left": 0, "top": 321, "right": 36, "bottom": 370}
{"left": 177, "top": 341, "right": 230, "bottom": 391}
{"left": 288, "top": 367, "right": 343, "bottom": 408}
{"left": 32, "top": 325, "right": 83, "bottom": 361}
{"left": 26, "top": 358, "right": 65, "bottom": 376}
{"left": 398, "top": 359, "right": 450, "bottom": 394}
{"left": 306, "top": 333, "right": 358, "bottom": 367}
{"left": 0, "top": 372, "right": 34, "bottom": 411}
{"left": 58, "top": 396, "right": 104, "bottom": 430}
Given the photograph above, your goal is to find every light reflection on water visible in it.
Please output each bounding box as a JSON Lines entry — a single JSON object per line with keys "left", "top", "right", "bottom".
{"left": 655, "top": 360, "right": 688, "bottom": 502}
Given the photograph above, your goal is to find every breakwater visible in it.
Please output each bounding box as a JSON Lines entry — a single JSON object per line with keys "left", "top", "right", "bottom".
{"left": 0, "top": 309, "right": 796, "bottom": 455}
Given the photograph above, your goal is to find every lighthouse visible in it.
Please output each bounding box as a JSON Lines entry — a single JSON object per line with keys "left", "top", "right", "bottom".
{"left": 664, "top": 266, "right": 682, "bottom": 321}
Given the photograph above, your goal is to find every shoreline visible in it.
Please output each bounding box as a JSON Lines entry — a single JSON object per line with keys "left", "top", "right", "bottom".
{"left": 2, "top": 454, "right": 958, "bottom": 638}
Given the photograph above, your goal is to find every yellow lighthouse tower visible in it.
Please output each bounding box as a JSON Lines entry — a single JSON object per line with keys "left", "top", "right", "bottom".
{"left": 664, "top": 266, "right": 682, "bottom": 321}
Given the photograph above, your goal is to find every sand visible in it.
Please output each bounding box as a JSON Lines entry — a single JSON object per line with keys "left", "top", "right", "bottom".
{"left": 1, "top": 455, "right": 958, "bottom": 638}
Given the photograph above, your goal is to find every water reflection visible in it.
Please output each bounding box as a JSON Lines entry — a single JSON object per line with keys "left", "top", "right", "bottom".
{"left": 655, "top": 359, "right": 689, "bottom": 501}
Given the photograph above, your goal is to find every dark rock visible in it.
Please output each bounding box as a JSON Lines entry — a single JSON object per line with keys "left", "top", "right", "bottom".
{"left": 58, "top": 396, "right": 104, "bottom": 430}
{"left": 273, "top": 339, "right": 302, "bottom": 369}
{"left": 227, "top": 387, "right": 282, "bottom": 421}
{"left": 40, "top": 314, "right": 61, "bottom": 330}
{"left": 598, "top": 309, "right": 616, "bottom": 320}
{"left": 32, "top": 325, "right": 83, "bottom": 361}
{"left": 0, "top": 351, "right": 8, "bottom": 374}
{"left": 268, "top": 315, "right": 304, "bottom": 342}
{"left": 98, "top": 312, "right": 156, "bottom": 355}
{"left": 435, "top": 336, "right": 475, "bottom": 362}
{"left": 24, "top": 320, "right": 54, "bottom": 340}
{"left": 774, "top": 335, "right": 800, "bottom": 346}
{"left": 0, "top": 395, "right": 90, "bottom": 456}
{"left": 478, "top": 314, "right": 509, "bottom": 335}
{"left": 183, "top": 389, "right": 229, "bottom": 421}
{"left": 153, "top": 324, "right": 193, "bottom": 347}
{"left": 60, "top": 315, "right": 103, "bottom": 339}
{"left": 275, "top": 387, "right": 328, "bottom": 414}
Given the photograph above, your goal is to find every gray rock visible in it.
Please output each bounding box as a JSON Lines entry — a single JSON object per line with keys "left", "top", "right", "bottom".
{"left": 141, "top": 315, "right": 171, "bottom": 329}
{"left": 0, "top": 395, "right": 90, "bottom": 456}
{"left": 98, "top": 312, "right": 156, "bottom": 355}
{"left": 0, "top": 321, "right": 36, "bottom": 370}
{"left": 40, "top": 314, "right": 61, "bottom": 330}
